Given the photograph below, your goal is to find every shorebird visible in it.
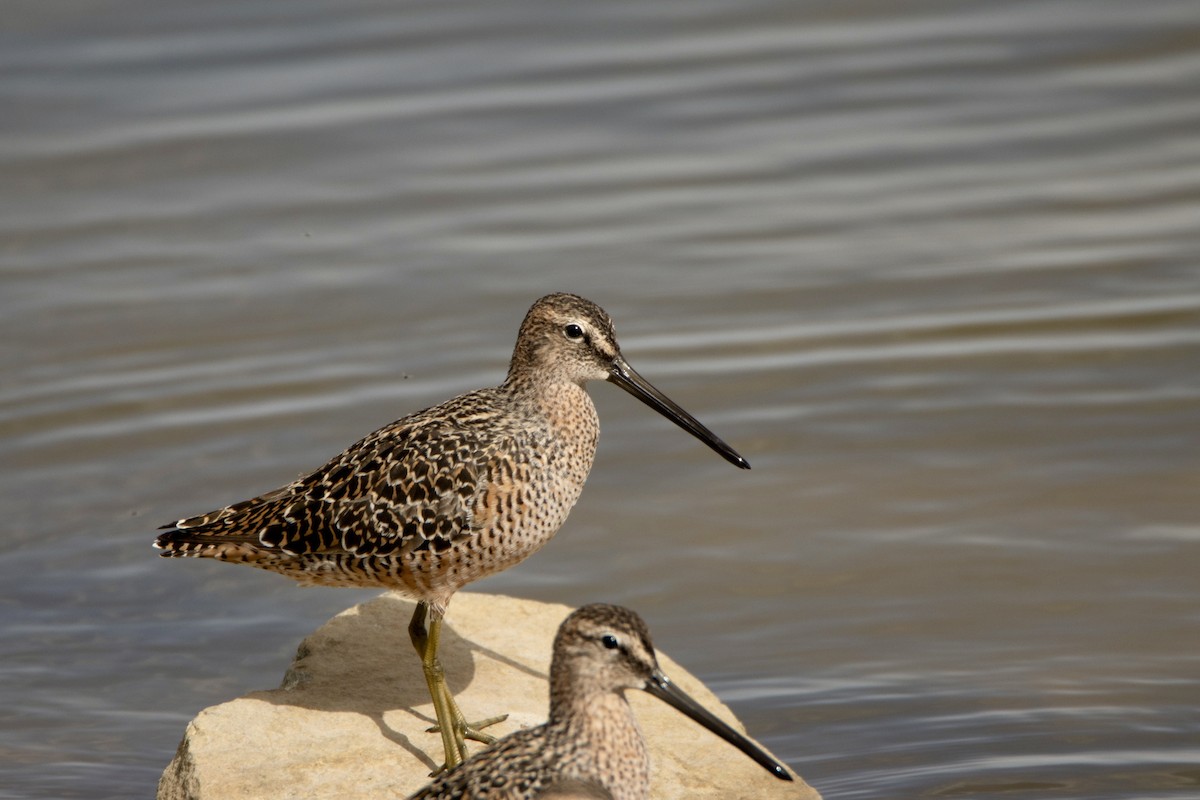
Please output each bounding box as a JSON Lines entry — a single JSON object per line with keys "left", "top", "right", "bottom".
{"left": 154, "top": 293, "right": 749, "bottom": 772}
{"left": 408, "top": 604, "right": 793, "bottom": 800}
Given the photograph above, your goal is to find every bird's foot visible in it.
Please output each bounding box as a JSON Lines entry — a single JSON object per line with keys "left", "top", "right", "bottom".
{"left": 425, "top": 714, "right": 509, "bottom": 775}
{"left": 426, "top": 713, "right": 508, "bottom": 743}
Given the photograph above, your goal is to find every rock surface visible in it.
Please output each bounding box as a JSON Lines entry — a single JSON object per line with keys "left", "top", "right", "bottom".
{"left": 158, "top": 592, "right": 820, "bottom": 800}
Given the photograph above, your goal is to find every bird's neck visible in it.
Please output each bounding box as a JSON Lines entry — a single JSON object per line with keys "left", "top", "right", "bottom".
{"left": 550, "top": 688, "right": 650, "bottom": 800}
{"left": 503, "top": 374, "right": 598, "bottom": 435}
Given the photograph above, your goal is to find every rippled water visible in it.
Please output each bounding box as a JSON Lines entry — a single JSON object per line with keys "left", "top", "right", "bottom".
{"left": 3, "top": 1, "right": 1199, "bottom": 798}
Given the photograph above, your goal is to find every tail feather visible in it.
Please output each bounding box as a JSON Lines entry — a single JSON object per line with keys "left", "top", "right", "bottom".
{"left": 155, "top": 487, "right": 293, "bottom": 556}
{"left": 154, "top": 526, "right": 261, "bottom": 556}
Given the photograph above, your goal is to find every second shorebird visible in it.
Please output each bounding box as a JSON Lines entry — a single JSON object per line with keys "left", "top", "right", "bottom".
{"left": 408, "top": 604, "right": 793, "bottom": 800}
{"left": 154, "top": 293, "right": 748, "bottom": 772}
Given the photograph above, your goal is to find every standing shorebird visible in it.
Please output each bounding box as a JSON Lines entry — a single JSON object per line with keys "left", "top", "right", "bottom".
{"left": 408, "top": 604, "right": 793, "bottom": 800}
{"left": 154, "top": 293, "right": 749, "bottom": 772}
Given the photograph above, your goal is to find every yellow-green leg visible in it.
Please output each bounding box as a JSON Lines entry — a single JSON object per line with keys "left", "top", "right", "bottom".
{"left": 408, "top": 602, "right": 507, "bottom": 774}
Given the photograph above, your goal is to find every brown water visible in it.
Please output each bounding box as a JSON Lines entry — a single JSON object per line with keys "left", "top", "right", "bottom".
{"left": 3, "top": 1, "right": 1199, "bottom": 798}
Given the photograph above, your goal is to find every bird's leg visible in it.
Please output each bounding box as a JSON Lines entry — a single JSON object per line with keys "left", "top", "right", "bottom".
{"left": 407, "top": 602, "right": 507, "bottom": 774}
{"left": 409, "top": 601, "right": 466, "bottom": 773}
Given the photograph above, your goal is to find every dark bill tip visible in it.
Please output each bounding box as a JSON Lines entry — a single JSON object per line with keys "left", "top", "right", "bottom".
{"left": 607, "top": 358, "right": 750, "bottom": 470}
{"left": 645, "top": 670, "right": 793, "bottom": 782}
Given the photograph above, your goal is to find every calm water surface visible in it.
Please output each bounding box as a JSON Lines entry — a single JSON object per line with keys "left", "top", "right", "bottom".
{"left": 2, "top": 1, "right": 1199, "bottom": 798}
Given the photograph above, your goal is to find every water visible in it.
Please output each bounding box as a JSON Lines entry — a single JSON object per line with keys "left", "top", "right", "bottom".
{"left": 3, "top": 1, "right": 1199, "bottom": 797}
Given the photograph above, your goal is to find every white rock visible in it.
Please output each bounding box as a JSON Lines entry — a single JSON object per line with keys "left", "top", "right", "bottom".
{"left": 158, "top": 592, "right": 820, "bottom": 800}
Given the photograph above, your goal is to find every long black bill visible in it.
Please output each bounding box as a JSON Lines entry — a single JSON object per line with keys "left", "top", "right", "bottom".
{"left": 644, "top": 669, "right": 793, "bottom": 781}
{"left": 607, "top": 356, "right": 750, "bottom": 470}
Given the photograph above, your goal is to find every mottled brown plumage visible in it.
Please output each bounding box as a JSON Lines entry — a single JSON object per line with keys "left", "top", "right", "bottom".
{"left": 408, "top": 604, "right": 793, "bottom": 800}
{"left": 155, "top": 293, "right": 749, "bottom": 771}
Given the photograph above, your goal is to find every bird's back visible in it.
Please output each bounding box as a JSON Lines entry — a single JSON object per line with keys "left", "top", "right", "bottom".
{"left": 407, "top": 719, "right": 637, "bottom": 800}
{"left": 155, "top": 382, "right": 599, "bottom": 608}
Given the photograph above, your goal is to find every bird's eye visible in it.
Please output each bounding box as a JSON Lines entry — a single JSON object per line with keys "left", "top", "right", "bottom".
{"left": 563, "top": 323, "right": 585, "bottom": 342}
{"left": 601, "top": 634, "right": 619, "bottom": 650}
